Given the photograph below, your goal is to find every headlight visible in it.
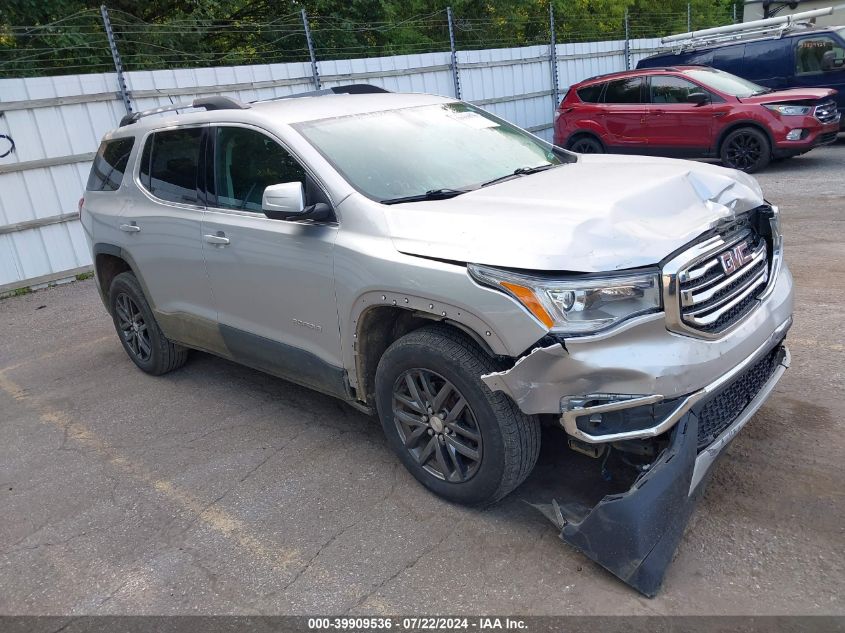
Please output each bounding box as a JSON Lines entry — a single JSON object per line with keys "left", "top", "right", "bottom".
{"left": 468, "top": 264, "right": 661, "bottom": 335}
{"left": 764, "top": 104, "right": 812, "bottom": 116}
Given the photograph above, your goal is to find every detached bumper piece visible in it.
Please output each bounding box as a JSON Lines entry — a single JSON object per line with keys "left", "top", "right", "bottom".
{"left": 539, "top": 344, "right": 789, "bottom": 597}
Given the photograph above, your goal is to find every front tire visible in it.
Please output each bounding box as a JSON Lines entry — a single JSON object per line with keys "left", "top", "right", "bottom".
{"left": 720, "top": 127, "right": 771, "bottom": 173}
{"left": 109, "top": 272, "right": 188, "bottom": 375}
{"left": 375, "top": 326, "right": 540, "bottom": 506}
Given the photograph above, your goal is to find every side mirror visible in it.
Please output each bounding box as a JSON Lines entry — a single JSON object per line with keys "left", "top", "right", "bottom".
{"left": 821, "top": 50, "right": 839, "bottom": 71}
{"left": 262, "top": 182, "right": 305, "bottom": 220}
{"left": 686, "top": 92, "right": 710, "bottom": 106}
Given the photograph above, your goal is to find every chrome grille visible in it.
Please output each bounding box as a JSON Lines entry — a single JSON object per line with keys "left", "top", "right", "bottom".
{"left": 678, "top": 230, "right": 769, "bottom": 334}
{"left": 815, "top": 100, "right": 839, "bottom": 124}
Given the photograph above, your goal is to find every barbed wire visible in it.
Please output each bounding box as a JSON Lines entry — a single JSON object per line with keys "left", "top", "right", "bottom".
{"left": 0, "top": 5, "right": 740, "bottom": 78}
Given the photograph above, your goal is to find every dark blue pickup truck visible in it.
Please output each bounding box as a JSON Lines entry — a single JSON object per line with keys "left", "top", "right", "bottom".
{"left": 638, "top": 25, "right": 845, "bottom": 126}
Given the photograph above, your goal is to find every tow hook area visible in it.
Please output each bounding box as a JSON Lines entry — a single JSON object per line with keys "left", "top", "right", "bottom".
{"left": 533, "top": 412, "right": 706, "bottom": 597}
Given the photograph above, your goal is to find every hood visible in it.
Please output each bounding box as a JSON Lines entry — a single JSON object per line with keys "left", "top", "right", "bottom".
{"left": 739, "top": 87, "right": 837, "bottom": 104}
{"left": 387, "top": 154, "right": 765, "bottom": 272}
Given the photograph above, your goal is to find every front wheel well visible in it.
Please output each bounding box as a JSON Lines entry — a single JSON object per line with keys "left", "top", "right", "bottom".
{"left": 354, "top": 306, "right": 496, "bottom": 406}
{"left": 717, "top": 122, "right": 774, "bottom": 157}
{"left": 566, "top": 131, "right": 604, "bottom": 149}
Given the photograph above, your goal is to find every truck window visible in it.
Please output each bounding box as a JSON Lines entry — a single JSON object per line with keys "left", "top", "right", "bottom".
{"left": 796, "top": 36, "right": 845, "bottom": 74}
{"left": 86, "top": 137, "right": 135, "bottom": 192}
{"left": 603, "top": 78, "right": 644, "bottom": 104}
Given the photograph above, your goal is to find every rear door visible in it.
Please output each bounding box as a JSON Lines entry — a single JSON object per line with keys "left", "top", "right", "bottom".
{"left": 600, "top": 77, "right": 649, "bottom": 150}
{"left": 644, "top": 75, "right": 717, "bottom": 155}
{"left": 121, "top": 126, "right": 216, "bottom": 338}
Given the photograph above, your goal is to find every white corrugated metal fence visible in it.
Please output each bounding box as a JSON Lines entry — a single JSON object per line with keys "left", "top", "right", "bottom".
{"left": 0, "top": 37, "right": 660, "bottom": 292}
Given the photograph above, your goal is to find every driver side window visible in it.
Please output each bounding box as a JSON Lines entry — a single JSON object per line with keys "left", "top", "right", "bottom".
{"left": 796, "top": 36, "right": 845, "bottom": 74}
{"left": 211, "top": 126, "right": 306, "bottom": 212}
{"left": 649, "top": 76, "right": 708, "bottom": 104}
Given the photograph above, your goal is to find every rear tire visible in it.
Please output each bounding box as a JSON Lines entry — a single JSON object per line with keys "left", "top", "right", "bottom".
{"left": 720, "top": 127, "right": 771, "bottom": 173}
{"left": 375, "top": 325, "right": 540, "bottom": 507}
{"left": 567, "top": 134, "right": 604, "bottom": 154}
{"left": 109, "top": 272, "right": 188, "bottom": 375}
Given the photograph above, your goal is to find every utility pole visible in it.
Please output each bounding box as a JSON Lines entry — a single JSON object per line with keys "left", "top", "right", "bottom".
{"left": 447, "top": 7, "right": 461, "bottom": 99}
{"left": 301, "top": 8, "right": 321, "bottom": 90}
{"left": 100, "top": 5, "right": 131, "bottom": 114}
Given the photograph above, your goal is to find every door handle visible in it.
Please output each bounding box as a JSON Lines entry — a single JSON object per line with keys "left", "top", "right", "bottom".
{"left": 652, "top": 109, "right": 665, "bottom": 115}
{"left": 203, "top": 233, "right": 230, "bottom": 246}
{"left": 119, "top": 223, "right": 140, "bottom": 233}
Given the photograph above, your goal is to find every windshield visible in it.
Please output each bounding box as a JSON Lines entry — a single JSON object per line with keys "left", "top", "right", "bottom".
{"left": 295, "top": 103, "right": 571, "bottom": 202}
{"left": 683, "top": 68, "right": 768, "bottom": 97}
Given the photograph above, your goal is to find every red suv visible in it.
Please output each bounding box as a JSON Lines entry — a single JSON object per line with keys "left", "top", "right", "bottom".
{"left": 554, "top": 66, "right": 840, "bottom": 172}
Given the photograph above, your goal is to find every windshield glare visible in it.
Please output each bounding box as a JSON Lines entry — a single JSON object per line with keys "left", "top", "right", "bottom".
{"left": 683, "top": 68, "right": 768, "bottom": 97}
{"left": 295, "top": 103, "right": 568, "bottom": 202}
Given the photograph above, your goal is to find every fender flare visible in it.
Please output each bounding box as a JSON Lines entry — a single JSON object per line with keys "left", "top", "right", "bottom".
{"left": 564, "top": 128, "right": 605, "bottom": 149}
{"left": 92, "top": 242, "right": 156, "bottom": 311}
{"left": 344, "top": 290, "right": 510, "bottom": 392}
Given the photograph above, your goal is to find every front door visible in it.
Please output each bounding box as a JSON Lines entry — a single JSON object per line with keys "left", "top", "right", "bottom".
{"left": 200, "top": 124, "right": 344, "bottom": 397}
{"left": 644, "top": 75, "right": 717, "bottom": 155}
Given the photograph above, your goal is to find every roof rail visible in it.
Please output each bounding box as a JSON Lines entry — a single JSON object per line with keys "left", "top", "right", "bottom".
{"left": 118, "top": 95, "right": 249, "bottom": 127}
{"left": 255, "top": 83, "right": 390, "bottom": 103}
{"left": 661, "top": 6, "right": 834, "bottom": 51}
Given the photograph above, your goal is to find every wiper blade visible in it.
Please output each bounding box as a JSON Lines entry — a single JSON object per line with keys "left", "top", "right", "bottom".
{"left": 751, "top": 88, "right": 773, "bottom": 96}
{"left": 380, "top": 188, "right": 470, "bottom": 205}
{"left": 480, "top": 163, "right": 558, "bottom": 188}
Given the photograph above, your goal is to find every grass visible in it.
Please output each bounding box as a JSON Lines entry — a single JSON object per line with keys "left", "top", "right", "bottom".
{"left": 0, "top": 269, "right": 93, "bottom": 301}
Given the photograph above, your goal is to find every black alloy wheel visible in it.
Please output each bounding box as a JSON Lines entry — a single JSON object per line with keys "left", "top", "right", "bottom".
{"left": 721, "top": 127, "right": 771, "bottom": 173}
{"left": 108, "top": 271, "right": 188, "bottom": 375}
{"left": 115, "top": 292, "right": 152, "bottom": 362}
{"left": 392, "top": 368, "right": 483, "bottom": 483}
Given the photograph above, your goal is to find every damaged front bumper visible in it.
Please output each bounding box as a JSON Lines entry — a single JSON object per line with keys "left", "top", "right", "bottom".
{"left": 537, "top": 343, "right": 789, "bottom": 597}
{"left": 482, "top": 263, "right": 793, "bottom": 596}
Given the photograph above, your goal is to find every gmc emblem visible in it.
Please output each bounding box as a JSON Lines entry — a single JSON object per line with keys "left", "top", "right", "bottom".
{"left": 719, "top": 241, "right": 753, "bottom": 276}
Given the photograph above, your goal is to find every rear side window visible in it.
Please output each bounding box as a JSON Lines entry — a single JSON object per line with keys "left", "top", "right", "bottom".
{"left": 139, "top": 128, "right": 203, "bottom": 205}
{"left": 577, "top": 84, "right": 604, "bottom": 103}
{"left": 86, "top": 138, "right": 135, "bottom": 191}
{"left": 603, "top": 78, "right": 644, "bottom": 103}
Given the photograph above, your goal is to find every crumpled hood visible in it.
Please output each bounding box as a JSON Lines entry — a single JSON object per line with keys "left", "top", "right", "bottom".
{"left": 738, "top": 87, "right": 837, "bottom": 104}
{"left": 387, "top": 154, "right": 765, "bottom": 272}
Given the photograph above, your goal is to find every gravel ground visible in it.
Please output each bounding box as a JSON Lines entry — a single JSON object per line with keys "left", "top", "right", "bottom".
{"left": 0, "top": 143, "right": 843, "bottom": 616}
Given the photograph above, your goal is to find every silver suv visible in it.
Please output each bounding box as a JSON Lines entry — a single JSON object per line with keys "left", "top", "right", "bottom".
{"left": 81, "top": 85, "right": 793, "bottom": 596}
